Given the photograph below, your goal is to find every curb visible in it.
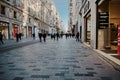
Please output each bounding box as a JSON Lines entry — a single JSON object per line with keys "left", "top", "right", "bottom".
{"left": 83, "top": 43, "right": 120, "bottom": 72}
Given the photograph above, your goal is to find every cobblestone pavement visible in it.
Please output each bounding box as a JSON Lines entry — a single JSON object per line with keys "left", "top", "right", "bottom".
{"left": 0, "top": 37, "right": 120, "bottom": 80}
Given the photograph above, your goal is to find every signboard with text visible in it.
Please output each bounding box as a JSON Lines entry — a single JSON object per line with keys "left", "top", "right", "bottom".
{"left": 98, "top": 12, "right": 109, "bottom": 29}
{"left": 117, "top": 24, "right": 120, "bottom": 55}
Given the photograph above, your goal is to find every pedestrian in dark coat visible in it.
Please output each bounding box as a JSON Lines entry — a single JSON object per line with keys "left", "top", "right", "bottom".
{"left": 43, "top": 32, "right": 46, "bottom": 42}
{"left": 53, "top": 33, "right": 56, "bottom": 40}
{"left": 76, "top": 32, "right": 80, "bottom": 41}
{"left": 0, "top": 32, "right": 4, "bottom": 44}
{"left": 38, "top": 32, "right": 42, "bottom": 42}
{"left": 56, "top": 32, "right": 59, "bottom": 41}
{"left": 32, "top": 33, "right": 35, "bottom": 40}
{"left": 19, "top": 33, "right": 22, "bottom": 40}
{"left": 16, "top": 33, "right": 19, "bottom": 42}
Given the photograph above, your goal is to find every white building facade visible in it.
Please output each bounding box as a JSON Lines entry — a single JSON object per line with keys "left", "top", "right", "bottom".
{"left": 69, "top": 0, "right": 120, "bottom": 51}
{"left": 0, "top": 0, "right": 64, "bottom": 40}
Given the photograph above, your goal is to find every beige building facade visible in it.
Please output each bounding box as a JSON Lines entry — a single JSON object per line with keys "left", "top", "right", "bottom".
{"left": 69, "top": 0, "right": 120, "bottom": 52}
{"left": 0, "top": 0, "right": 64, "bottom": 39}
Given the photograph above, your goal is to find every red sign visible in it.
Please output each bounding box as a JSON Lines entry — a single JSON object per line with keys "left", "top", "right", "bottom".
{"left": 14, "top": 27, "right": 18, "bottom": 37}
{"left": 117, "top": 24, "right": 120, "bottom": 55}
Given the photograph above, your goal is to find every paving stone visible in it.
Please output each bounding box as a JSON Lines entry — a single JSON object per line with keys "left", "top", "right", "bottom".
{"left": 74, "top": 73, "right": 94, "bottom": 77}
{"left": 74, "top": 73, "right": 84, "bottom": 76}
{"left": 0, "top": 38, "right": 120, "bottom": 80}
{"left": 72, "top": 65, "right": 81, "bottom": 68}
{"left": 31, "top": 75, "right": 50, "bottom": 78}
{"left": 55, "top": 73, "right": 64, "bottom": 76}
{"left": 32, "top": 69, "right": 41, "bottom": 71}
{"left": 101, "top": 77, "right": 112, "bottom": 80}
{"left": 86, "top": 68, "right": 94, "bottom": 70}
{"left": 9, "top": 68, "right": 25, "bottom": 71}
{"left": 59, "top": 67, "right": 69, "bottom": 70}
{"left": 84, "top": 73, "right": 94, "bottom": 77}
{"left": 28, "top": 65, "right": 36, "bottom": 67}
{"left": 87, "top": 72, "right": 97, "bottom": 74}
{"left": 0, "top": 78, "right": 7, "bottom": 80}
{"left": 94, "top": 63, "right": 102, "bottom": 65}
{"left": 0, "top": 66, "right": 3, "bottom": 68}
{"left": 8, "top": 65, "right": 16, "bottom": 67}
{"left": 0, "top": 72, "right": 5, "bottom": 74}
{"left": 7, "top": 62, "right": 14, "bottom": 64}
{"left": 19, "top": 72, "right": 29, "bottom": 75}
{"left": 64, "top": 78, "right": 75, "bottom": 80}
{"left": 65, "top": 60, "right": 79, "bottom": 63}
{"left": 13, "top": 77, "right": 24, "bottom": 80}
{"left": 60, "top": 71, "right": 69, "bottom": 74}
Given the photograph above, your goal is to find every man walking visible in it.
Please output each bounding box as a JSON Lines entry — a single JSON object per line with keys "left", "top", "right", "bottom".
{"left": 38, "top": 32, "right": 42, "bottom": 42}
{"left": 0, "top": 32, "right": 4, "bottom": 44}
{"left": 76, "top": 32, "right": 80, "bottom": 41}
{"left": 43, "top": 32, "right": 46, "bottom": 42}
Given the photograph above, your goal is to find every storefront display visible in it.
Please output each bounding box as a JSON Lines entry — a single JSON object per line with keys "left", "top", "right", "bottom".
{"left": 28, "top": 26, "right": 32, "bottom": 37}
{"left": 21, "top": 26, "right": 27, "bottom": 38}
{"left": 86, "top": 16, "right": 91, "bottom": 44}
{"left": 12, "top": 24, "right": 18, "bottom": 38}
{"left": 96, "top": 0, "right": 120, "bottom": 54}
{"left": 118, "top": 24, "right": 120, "bottom": 55}
{"left": 0, "top": 22, "right": 9, "bottom": 39}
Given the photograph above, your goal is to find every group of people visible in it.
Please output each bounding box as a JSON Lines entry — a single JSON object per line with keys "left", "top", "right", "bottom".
{"left": 38, "top": 32, "right": 47, "bottom": 42}
{"left": 38, "top": 32, "right": 80, "bottom": 42}
{"left": 16, "top": 33, "right": 22, "bottom": 42}
{"left": 0, "top": 31, "right": 81, "bottom": 45}
{"left": 51, "top": 32, "right": 63, "bottom": 41}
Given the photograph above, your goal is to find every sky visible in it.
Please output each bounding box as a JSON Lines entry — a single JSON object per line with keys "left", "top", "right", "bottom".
{"left": 53, "top": 0, "right": 69, "bottom": 32}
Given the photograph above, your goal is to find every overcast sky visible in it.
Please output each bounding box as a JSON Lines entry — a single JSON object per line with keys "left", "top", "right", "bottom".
{"left": 53, "top": 0, "right": 69, "bottom": 31}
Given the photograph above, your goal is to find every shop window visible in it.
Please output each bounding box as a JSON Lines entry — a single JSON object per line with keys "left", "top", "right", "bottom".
{"left": 14, "top": 11, "right": 17, "bottom": 19}
{"left": 70, "top": 3, "right": 73, "bottom": 6}
{"left": 1, "top": 5, "right": 6, "bottom": 15}
{"left": 29, "top": 18, "right": 31, "bottom": 23}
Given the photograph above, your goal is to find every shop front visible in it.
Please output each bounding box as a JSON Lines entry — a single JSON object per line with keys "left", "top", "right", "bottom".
{"left": 21, "top": 26, "right": 27, "bottom": 38}
{"left": 12, "top": 24, "right": 18, "bottom": 38}
{"left": 28, "top": 26, "right": 32, "bottom": 37}
{"left": 96, "top": 0, "right": 120, "bottom": 54}
{"left": 0, "top": 21, "right": 9, "bottom": 39}
{"left": 84, "top": 0, "right": 91, "bottom": 45}
{"left": 85, "top": 15, "right": 91, "bottom": 44}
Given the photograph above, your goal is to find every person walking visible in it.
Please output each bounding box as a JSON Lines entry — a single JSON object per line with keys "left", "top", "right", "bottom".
{"left": 19, "top": 33, "right": 22, "bottom": 40}
{"left": 38, "top": 32, "right": 42, "bottom": 42}
{"left": 76, "top": 32, "right": 80, "bottom": 41}
{"left": 56, "top": 32, "right": 59, "bottom": 41}
{"left": 0, "top": 32, "right": 4, "bottom": 44}
{"left": 32, "top": 33, "right": 35, "bottom": 40}
{"left": 16, "top": 33, "right": 19, "bottom": 42}
{"left": 65, "top": 33, "right": 68, "bottom": 39}
{"left": 43, "top": 32, "right": 46, "bottom": 42}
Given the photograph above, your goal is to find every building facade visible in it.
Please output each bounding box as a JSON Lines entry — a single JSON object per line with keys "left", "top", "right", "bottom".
{"left": 0, "top": 0, "right": 64, "bottom": 40}
{"left": 69, "top": 0, "right": 120, "bottom": 53}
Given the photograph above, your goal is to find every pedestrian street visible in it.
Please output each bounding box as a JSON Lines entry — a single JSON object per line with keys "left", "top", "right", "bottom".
{"left": 0, "top": 38, "right": 120, "bottom": 80}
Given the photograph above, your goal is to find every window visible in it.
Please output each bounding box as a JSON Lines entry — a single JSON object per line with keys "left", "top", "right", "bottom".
{"left": 29, "top": 18, "right": 31, "bottom": 23}
{"left": 70, "top": 3, "right": 73, "bottom": 6}
{"left": 14, "top": 11, "right": 17, "bottom": 19}
{"left": 1, "top": 5, "right": 6, "bottom": 15}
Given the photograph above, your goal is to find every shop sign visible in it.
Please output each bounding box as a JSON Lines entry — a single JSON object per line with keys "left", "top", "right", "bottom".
{"left": 14, "top": 27, "right": 18, "bottom": 37}
{"left": 98, "top": 12, "right": 109, "bottom": 29}
{"left": 117, "top": 24, "right": 120, "bottom": 55}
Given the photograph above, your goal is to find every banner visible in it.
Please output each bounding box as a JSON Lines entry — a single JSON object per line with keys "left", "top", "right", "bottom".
{"left": 117, "top": 24, "right": 120, "bottom": 55}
